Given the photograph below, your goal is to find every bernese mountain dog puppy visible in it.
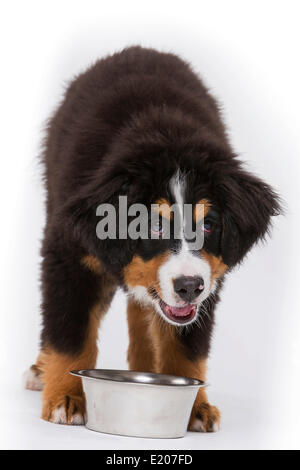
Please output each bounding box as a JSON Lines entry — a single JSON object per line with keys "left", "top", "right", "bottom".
{"left": 24, "top": 46, "right": 280, "bottom": 432}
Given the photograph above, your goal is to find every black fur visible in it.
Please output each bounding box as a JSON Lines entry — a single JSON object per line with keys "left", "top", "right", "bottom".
{"left": 40, "top": 46, "right": 280, "bottom": 357}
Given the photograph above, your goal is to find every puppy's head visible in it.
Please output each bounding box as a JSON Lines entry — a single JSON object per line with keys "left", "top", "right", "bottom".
{"left": 62, "top": 124, "right": 281, "bottom": 326}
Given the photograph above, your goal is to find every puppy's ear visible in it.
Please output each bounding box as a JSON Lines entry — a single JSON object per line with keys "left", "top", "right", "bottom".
{"left": 220, "top": 169, "right": 281, "bottom": 266}
{"left": 58, "top": 174, "right": 134, "bottom": 271}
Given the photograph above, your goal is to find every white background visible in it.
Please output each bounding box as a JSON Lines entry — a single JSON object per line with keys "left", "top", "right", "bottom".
{"left": 0, "top": 0, "right": 299, "bottom": 450}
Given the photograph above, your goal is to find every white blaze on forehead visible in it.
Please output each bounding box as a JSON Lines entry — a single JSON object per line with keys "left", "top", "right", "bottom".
{"left": 171, "top": 171, "right": 186, "bottom": 242}
{"left": 158, "top": 172, "right": 212, "bottom": 307}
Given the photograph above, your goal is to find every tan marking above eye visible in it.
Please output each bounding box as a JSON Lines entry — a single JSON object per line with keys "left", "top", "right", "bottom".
{"left": 201, "top": 251, "right": 228, "bottom": 281}
{"left": 153, "top": 198, "right": 173, "bottom": 220}
{"left": 123, "top": 252, "right": 170, "bottom": 292}
{"left": 81, "top": 255, "right": 102, "bottom": 274}
{"left": 194, "top": 199, "right": 211, "bottom": 222}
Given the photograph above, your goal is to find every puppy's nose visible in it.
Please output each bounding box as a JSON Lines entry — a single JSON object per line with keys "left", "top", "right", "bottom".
{"left": 173, "top": 276, "right": 204, "bottom": 302}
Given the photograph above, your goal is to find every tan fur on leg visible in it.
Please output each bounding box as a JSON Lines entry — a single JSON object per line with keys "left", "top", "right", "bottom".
{"left": 40, "top": 304, "right": 102, "bottom": 425}
{"left": 127, "top": 298, "right": 155, "bottom": 372}
{"left": 149, "top": 314, "right": 221, "bottom": 432}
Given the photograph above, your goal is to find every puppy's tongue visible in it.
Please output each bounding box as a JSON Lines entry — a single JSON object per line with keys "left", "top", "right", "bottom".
{"left": 165, "top": 304, "right": 195, "bottom": 317}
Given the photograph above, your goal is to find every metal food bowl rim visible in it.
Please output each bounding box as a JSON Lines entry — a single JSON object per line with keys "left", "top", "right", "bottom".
{"left": 70, "top": 369, "right": 206, "bottom": 388}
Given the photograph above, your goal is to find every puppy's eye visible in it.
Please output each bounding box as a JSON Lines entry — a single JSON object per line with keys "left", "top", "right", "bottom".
{"left": 151, "top": 220, "right": 164, "bottom": 236}
{"left": 201, "top": 221, "right": 213, "bottom": 233}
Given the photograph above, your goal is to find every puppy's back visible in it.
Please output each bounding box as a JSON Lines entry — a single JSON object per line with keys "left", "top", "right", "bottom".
{"left": 43, "top": 46, "right": 225, "bottom": 216}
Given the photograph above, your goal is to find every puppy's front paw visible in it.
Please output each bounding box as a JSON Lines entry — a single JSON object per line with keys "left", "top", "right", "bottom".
{"left": 189, "top": 402, "right": 220, "bottom": 432}
{"left": 42, "top": 395, "right": 85, "bottom": 425}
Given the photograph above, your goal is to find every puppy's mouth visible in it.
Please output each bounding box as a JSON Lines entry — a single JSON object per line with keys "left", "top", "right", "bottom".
{"left": 159, "top": 299, "right": 197, "bottom": 325}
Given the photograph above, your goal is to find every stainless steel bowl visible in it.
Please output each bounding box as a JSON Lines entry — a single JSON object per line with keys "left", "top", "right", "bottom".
{"left": 70, "top": 369, "right": 205, "bottom": 438}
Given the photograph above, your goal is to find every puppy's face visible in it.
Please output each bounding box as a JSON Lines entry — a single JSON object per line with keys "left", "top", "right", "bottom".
{"left": 65, "top": 146, "right": 280, "bottom": 327}
{"left": 123, "top": 173, "right": 226, "bottom": 326}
